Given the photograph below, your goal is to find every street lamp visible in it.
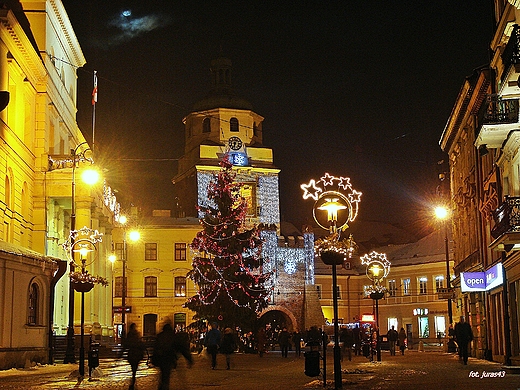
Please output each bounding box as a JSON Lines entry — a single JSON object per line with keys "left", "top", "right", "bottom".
{"left": 434, "top": 206, "right": 453, "bottom": 327}
{"left": 64, "top": 227, "right": 106, "bottom": 378}
{"left": 302, "top": 173, "right": 361, "bottom": 390}
{"left": 111, "top": 215, "right": 140, "bottom": 343}
{"left": 52, "top": 142, "right": 98, "bottom": 365}
{"left": 361, "top": 252, "right": 390, "bottom": 362}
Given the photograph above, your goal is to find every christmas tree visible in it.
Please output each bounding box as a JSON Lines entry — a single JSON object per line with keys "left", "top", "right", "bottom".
{"left": 185, "top": 156, "right": 271, "bottom": 330}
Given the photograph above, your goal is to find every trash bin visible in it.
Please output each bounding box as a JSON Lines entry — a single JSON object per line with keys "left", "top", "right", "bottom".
{"left": 88, "top": 342, "right": 100, "bottom": 376}
{"left": 304, "top": 350, "right": 320, "bottom": 377}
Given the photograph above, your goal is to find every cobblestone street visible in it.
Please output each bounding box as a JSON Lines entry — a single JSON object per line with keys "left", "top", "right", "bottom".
{"left": 0, "top": 349, "right": 519, "bottom": 390}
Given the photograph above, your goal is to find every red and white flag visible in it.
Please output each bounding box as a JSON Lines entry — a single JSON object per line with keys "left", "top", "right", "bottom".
{"left": 92, "top": 70, "right": 98, "bottom": 105}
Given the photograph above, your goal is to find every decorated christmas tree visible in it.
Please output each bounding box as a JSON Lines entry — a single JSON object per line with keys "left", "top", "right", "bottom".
{"left": 185, "top": 156, "right": 271, "bottom": 330}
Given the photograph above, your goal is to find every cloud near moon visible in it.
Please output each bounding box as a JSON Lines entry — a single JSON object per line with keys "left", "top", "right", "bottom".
{"left": 103, "top": 10, "right": 172, "bottom": 46}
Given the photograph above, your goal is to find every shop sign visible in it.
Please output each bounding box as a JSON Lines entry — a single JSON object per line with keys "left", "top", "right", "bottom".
{"left": 413, "top": 308, "right": 429, "bottom": 316}
{"left": 461, "top": 263, "right": 503, "bottom": 292}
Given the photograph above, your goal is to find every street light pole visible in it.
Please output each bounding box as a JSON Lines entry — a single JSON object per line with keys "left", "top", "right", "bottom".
{"left": 121, "top": 234, "right": 127, "bottom": 342}
{"left": 443, "top": 220, "right": 453, "bottom": 326}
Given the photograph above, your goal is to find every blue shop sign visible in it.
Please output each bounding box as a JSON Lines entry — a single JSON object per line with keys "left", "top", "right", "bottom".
{"left": 461, "top": 263, "right": 503, "bottom": 292}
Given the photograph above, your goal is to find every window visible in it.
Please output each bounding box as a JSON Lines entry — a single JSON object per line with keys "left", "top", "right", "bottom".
{"left": 203, "top": 117, "right": 211, "bottom": 133}
{"left": 145, "top": 276, "right": 157, "bottom": 297}
{"left": 315, "top": 285, "right": 322, "bottom": 299}
{"left": 145, "top": 243, "right": 157, "bottom": 261}
{"left": 388, "top": 279, "right": 397, "bottom": 296}
{"left": 175, "top": 276, "right": 186, "bottom": 297}
{"left": 230, "top": 117, "right": 239, "bottom": 132}
{"left": 114, "top": 276, "right": 124, "bottom": 297}
{"left": 435, "top": 276, "right": 444, "bottom": 291}
{"left": 175, "top": 243, "right": 187, "bottom": 261}
{"left": 434, "top": 316, "right": 446, "bottom": 338}
{"left": 419, "top": 277, "right": 427, "bottom": 295}
{"left": 402, "top": 278, "right": 411, "bottom": 295}
{"left": 418, "top": 316, "right": 429, "bottom": 338}
{"left": 115, "top": 242, "right": 124, "bottom": 261}
{"left": 388, "top": 317, "right": 398, "bottom": 331}
{"left": 28, "top": 283, "right": 39, "bottom": 325}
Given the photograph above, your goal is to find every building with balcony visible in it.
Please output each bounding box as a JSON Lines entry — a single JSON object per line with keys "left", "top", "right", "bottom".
{"left": 440, "top": 0, "right": 520, "bottom": 365}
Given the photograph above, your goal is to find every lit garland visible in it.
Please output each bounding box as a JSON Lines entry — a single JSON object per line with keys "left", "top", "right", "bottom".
{"left": 314, "top": 233, "right": 357, "bottom": 262}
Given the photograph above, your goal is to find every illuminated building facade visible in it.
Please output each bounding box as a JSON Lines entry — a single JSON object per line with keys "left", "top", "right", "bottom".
{"left": 0, "top": 0, "right": 117, "bottom": 368}
{"left": 440, "top": 0, "right": 520, "bottom": 365}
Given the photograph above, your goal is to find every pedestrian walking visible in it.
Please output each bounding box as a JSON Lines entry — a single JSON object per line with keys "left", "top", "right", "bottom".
{"left": 257, "top": 327, "right": 267, "bottom": 357}
{"left": 398, "top": 327, "right": 407, "bottom": 355}
{"left": 340, "top": 327, "right": 354, "bottom": 361}
{"left": 352, "top": 325, "right": 362, "bottom": 356}
{"left": 454, "top": 316, "right": 473, "bottom": 365}
{"left": 220, "top": 328, "right": 237, "bottom": 369}
{"left": 205, "top": 322, "right": 221, "bottom": 369}
{"left": 152, "top": 322, "right": 193, "bottom": 390}
{"left": 387, "top": 326, "right": 399, "bottom": 356}
{"left": 278, "top": 327, "right": 290, "bottom": 358}
{"left": 292, "top": 330, "right": 302, "bottom": 357}
{"left": 123, "top": 323, "right": 145, "bottom": 389}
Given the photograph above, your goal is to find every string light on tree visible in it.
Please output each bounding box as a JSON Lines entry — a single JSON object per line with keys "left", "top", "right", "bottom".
{"left": 185, "top": 156, "right": 272, "bottom": 330}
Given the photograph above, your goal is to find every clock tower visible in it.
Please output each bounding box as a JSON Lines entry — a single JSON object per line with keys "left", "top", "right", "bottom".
{"left": 172, "top": 56, "right": 324, "bottom": 333}
{"left": 172, "top": 56, "right": 280, "bottom": 229}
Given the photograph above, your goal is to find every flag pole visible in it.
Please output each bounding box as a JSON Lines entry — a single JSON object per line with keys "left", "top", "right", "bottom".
{"left": 92, "top": 70, "right": 97, "bottom": 156}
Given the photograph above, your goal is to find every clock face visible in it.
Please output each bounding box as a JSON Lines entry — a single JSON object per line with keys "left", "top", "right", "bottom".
{"left": 228, "top": 136, "right": 243, "bottom": 150}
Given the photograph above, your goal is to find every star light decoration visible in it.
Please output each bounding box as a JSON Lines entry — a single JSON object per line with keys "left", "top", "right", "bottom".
{"left": 361, "top": 251, "right": 391, "bottom": 294}
{"left": 301, "top": 173, "right": 362, "bottom": 229}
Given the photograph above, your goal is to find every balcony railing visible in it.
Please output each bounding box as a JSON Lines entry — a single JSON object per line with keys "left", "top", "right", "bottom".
{"left": 491, "top": 196, "right": 520, "bottom": 239}
{"left": 482, "top": 95, "right": 519, "bottom": 125}
{"left": 501, "top": 24, "right": 520, "bottom": 82}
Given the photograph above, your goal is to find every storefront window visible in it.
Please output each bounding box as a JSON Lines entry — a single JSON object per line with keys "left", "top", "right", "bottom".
{"left": 434, "top": 316, "right": 446, "bottom": 338}
{"left": 418, "top": 316, "right": 429, "bottom": 338}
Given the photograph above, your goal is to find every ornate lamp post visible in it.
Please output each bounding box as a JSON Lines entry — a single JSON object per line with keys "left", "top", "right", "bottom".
{"left": 49, "top": 142, "right": 99, "bottom": 364}
{"left": 361, "top": 251, "right": 390, "bottom": 362}
{"left": 63, "top": 227, "right": 107, "bottom": 378}
{"left": 301, "top": 173, "right": 361, "bottom": 390}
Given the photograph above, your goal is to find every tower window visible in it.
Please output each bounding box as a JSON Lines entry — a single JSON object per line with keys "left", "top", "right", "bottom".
{"left": 230, "top": 117, "right": 239, "bottom": 132}
{"left": 203, "top": 117, "right": 211, "bottom": 133}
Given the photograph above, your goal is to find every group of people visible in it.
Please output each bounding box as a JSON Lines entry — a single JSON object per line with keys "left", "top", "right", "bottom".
{"left": 123, "top": 321, "right": 193, "bottom": 390}
{"left": 386, "top": 326, "right": 407, "bottom": 356}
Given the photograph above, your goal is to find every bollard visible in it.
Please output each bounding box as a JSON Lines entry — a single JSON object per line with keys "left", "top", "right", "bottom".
{"left": 418, "top": 341, "right": 424, "bottom": 352}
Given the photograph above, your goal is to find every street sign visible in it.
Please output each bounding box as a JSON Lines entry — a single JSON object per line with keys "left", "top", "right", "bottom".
{"left": 113, "top": 306, "right": 131, "bottom": 313}
{"left": 437, "top": 288, "right": 456, "bottom": 300}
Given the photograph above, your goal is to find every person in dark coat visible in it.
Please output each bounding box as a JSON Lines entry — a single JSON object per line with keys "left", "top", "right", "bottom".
{"left": 204, "top": 322, "right": 222, "bottom": 369}
{"left": 292, "top": 330, "right": 302, "bottom": 357}
{"left": 340, "top": 327, "right": 354, "bottom": 361}
{"left": 398, "top": 327, "right": 407, "bottom": 355}
{"left": 124, "top": 323, "right": 145, "bottom": 389}
{"left": 220, "top": 328, "right": 236, "bottom": 369}
{"left": 387, "top": 326, "right": 399, "bottom": 356}
{"left": 153, "top": 322, "right": 193, "bottom": 390}
{"left": 278, "top": 327, "right": 291, "bottom": 358}
{"left": 454, "top": 316, "right": 474, "bottom": 365}
{"left": 257, "top": 327, "right": 267, "bottom": 357}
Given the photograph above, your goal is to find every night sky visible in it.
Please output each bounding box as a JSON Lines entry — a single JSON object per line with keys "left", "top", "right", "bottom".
{"left": 61, "top": 1, "right": 493, "bottom": 235}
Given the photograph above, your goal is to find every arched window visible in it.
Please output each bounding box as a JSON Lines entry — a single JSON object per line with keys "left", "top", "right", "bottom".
{"left": 28, "top": 282, "right": 39, "bottom": 325}
{"left": 230, "top": 117, "right": 239, "bottom": 132}
{"left": 203, "top": 117, "right": 211, "bottom": 133}
{"left": 253, "top": 122, "right": 258, "bottom": 136}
